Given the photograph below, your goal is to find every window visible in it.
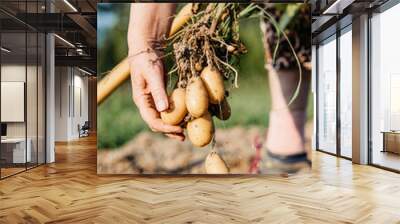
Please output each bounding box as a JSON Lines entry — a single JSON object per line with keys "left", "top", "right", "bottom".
{"left": 339, "top": 26, "right": 352, "bottom": 158}
{"left": 317, "top": 35, "right": 337, "bottom": 154}
{"left": 0, "top": 1, "right": 46, "bottom": 179}
{"left": 1, "top": 30, "right": 28, "bottom": 178}
{"left": 370, "top": 3, "right": 400, "bottom": 171}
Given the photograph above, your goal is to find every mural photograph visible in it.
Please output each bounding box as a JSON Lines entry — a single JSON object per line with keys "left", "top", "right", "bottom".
{"left": 97, "top": 2, "right": 312, "bottom": 174}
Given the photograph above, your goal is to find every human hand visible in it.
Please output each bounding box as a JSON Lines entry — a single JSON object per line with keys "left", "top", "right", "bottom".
{"left": 128, "top": 3, "right": 180, "bottom": 140}
{"left": 129, "top": 48, "right": 185, "bottom": 141}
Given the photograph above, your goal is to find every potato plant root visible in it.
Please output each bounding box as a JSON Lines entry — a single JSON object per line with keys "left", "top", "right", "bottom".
{"left": 162, "top": 4, "right": 252, "bottom": 147}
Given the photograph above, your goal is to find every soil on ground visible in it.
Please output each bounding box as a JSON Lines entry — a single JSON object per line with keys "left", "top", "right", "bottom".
{"left": 97, "top": 123, "right": 313, "bottom": 174}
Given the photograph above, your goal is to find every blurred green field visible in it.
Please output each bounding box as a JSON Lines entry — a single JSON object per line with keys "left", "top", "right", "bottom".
{"left": 97, "top": 4, "right": 313, "bottom": 149}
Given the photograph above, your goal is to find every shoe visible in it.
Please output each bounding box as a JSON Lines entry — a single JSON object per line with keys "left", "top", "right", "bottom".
{"left": 258, "top": 149, "right": 311, "bottom": 175}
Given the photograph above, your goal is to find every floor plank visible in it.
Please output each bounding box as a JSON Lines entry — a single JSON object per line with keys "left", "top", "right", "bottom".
{"left": 0, "top": 135, "right": 399, "bottom": 223}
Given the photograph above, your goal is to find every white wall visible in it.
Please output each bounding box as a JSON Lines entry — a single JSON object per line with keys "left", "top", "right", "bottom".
{"left": 72, "top": 73, "right": 89, "bottom": 138}
{"left": 1, "top": 65, "right": 30, "bottom": 138}
{"left": 54, "top": 67, "right": 89, "bottom": 141}
{"left": 55, "top": 66, "right": 69, "bottom": 141}
{"left": 1, "top": 65, "right": 26, "bottom": 134}
{"left": 1, "top": 63, "right": 46, "bottom": 164}
{"left": 1, "top": 82, "right": 25, "bottom": 122}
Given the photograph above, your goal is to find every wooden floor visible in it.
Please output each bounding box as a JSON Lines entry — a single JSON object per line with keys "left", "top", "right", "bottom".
{"left": 1, "top": 135, "right": 400, "bottom": 223}
{"left": 1, "top": 167, "right": 26, "bottom": 178}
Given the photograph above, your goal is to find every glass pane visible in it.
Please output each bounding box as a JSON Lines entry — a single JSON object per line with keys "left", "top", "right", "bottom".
{"left": 1, "top": 29, "right": 27, "bottom": 177}
{"left": 27, "top": 30, "right": 38, "bottom": 169}
{"left": 38, "top": 32, "right": 45, "bottom": 165}
{"left": 339, "top": 28, "right": 352, "bottom": 158}
{"left": 317, "top": 36, "right": 337, "bottom": 154}
{"left": 371, "top": 4, "right": 400, "bottom": 171}
{"left": 26, "top": 0, "right": 39, "bottom": 169}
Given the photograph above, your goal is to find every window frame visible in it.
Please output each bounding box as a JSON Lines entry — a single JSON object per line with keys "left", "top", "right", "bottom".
{"left": 0, "top": 0, "right": 48, "bottom": 180}
{"left": 315, "top": 21, "right": 353, "bottom": 160}
{"left": 367, "top": 0, "right": 400, "bottom": 173}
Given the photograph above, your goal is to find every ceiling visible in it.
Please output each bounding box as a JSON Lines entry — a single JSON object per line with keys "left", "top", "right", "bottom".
{"left": 0, "top": 0, "right": 97, "bottom": 74}
{"left": 311, "top": 0, "right": 391, "bottom": 43}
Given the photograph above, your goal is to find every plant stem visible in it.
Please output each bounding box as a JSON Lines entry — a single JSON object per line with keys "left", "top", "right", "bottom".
{"left": 209, "top": 3, "right": 226, "bottom": 34}
{"left": 256, "top": 5, "right": 303, "bottom": 106}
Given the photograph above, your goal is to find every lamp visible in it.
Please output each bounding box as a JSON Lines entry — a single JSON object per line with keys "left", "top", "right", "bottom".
{"left": 54, "top": 34, "right": 75, "bottom": 48}
{"left": 1, "top": 47, "right": 11, "bottom": 53}
{"left": 63, "top": 0, "right": 78, "bottom": 12}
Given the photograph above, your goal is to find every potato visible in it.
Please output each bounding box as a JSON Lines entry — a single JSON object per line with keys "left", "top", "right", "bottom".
{"left": 200, "top": 66, "right": 225, "bottom": 104}
{"left": 213, "top": 98, "right": 231, "bottom": 121}
{"left": 205, "top": 151, "right": 229, "bottom": 174}
{"left": 186, "top": 77, "right": 209, "bottom": 117}
{"left": 161, "top": 88, "right": 187, "bottom": 125}
{"left": 187, "top": 112, "right": 214, "bottom": 147}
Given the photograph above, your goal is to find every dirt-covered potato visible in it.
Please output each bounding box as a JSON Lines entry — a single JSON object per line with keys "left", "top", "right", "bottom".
{"left": 186, "top": 77, "right": 209, "bottom": 118}
{"left": 187, "top": 112, "right": 214, "bottom": 147}
{"left": 205, "top": 151, "right": 229, "bottom": 174}
{"left": 161, "top": 88, "right": 187, "bottom": 125}
{"left": 200, "top": 66, "right": 225, "bottom": 104}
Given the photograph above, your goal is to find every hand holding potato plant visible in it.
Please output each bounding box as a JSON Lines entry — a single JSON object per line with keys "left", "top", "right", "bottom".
{"left": 160, "top": 4, "right": 253, "bottom": 148}
{"left": 126, "top": 3, "right": 303, "bottom": 173}
{"left": 158, "top": 3, "right": 266, "bottom": 174}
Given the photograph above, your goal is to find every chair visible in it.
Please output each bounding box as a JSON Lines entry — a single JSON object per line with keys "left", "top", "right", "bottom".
{"left": 78, "top": 121, "right": 90, "bottom": 138}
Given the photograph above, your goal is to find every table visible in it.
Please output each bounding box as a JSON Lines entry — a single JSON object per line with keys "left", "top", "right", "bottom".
{"left": 1, "top": 138, "right": 32, "bottom": 163}
{"left": 381, "top": 131, "right": 400, "bottom": 155}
